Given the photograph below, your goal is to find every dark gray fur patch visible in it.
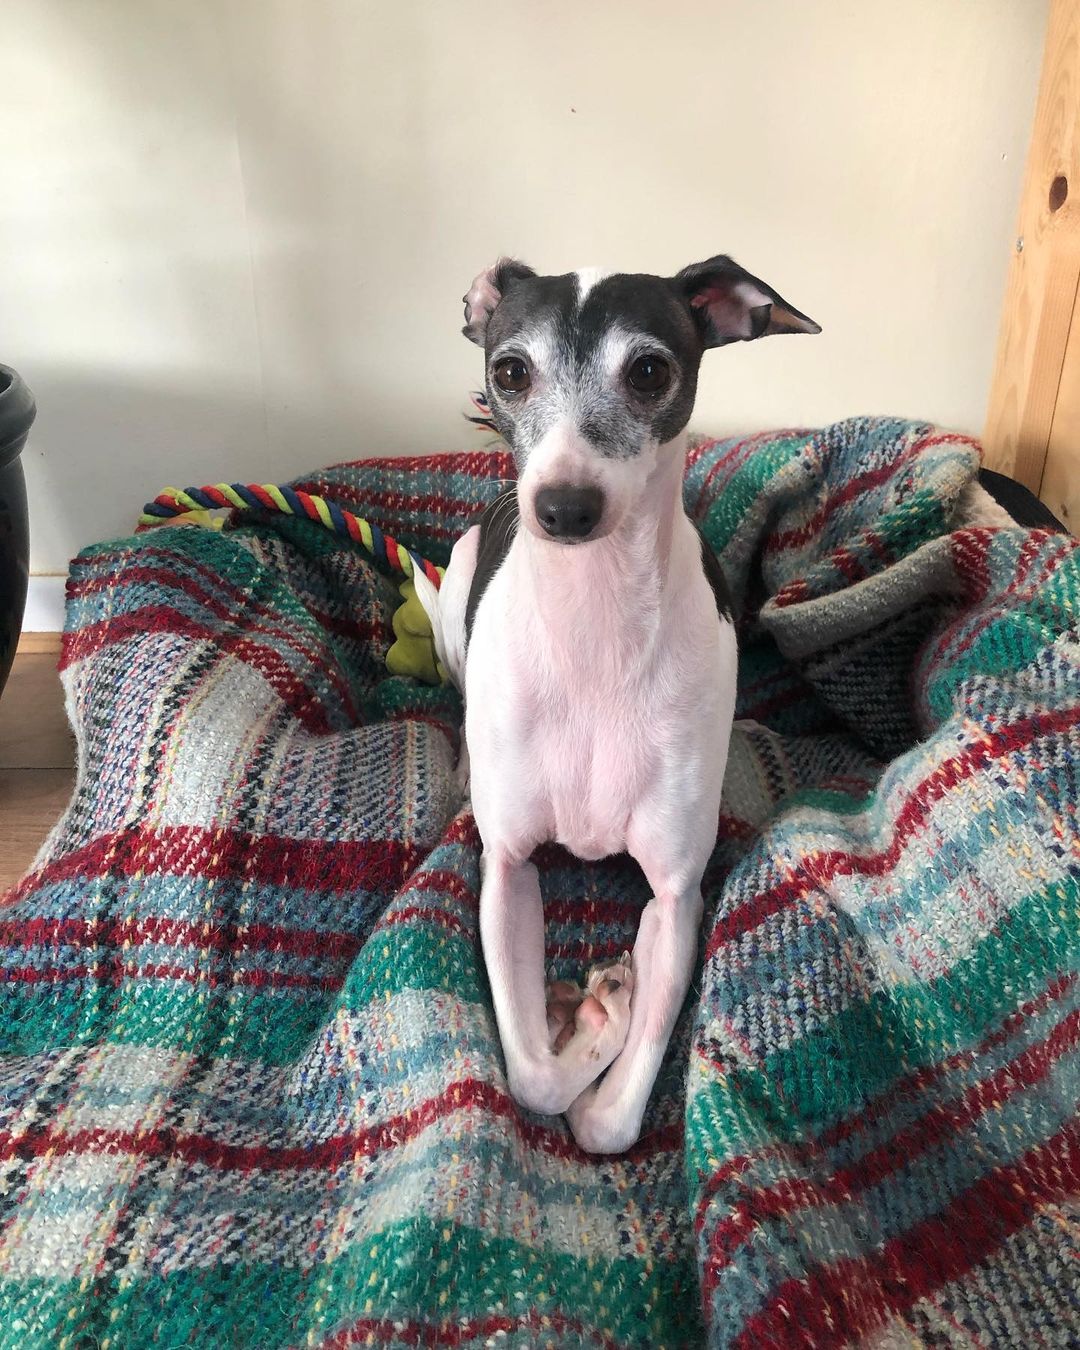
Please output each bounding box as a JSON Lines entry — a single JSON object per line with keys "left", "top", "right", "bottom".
{"left": 697, "top": 529, "right": 732, "bottom": 622}
{"left": 464, "top": 486, "right": 519, "bottom": 647}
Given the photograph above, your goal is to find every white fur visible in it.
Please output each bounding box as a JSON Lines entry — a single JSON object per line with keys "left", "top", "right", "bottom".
{"left": 574, "top": 267, "right": 612, "bottom": 302}
{"left": 419, "top": 433, "right": 737, "bottom": 1153}
{"left": 413, "top": 525, "right": 478, "bottom": 690}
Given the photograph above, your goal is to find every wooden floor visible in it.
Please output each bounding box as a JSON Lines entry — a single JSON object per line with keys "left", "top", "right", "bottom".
{"left": 0, "top": 637, "right": 75, "bottom": 894}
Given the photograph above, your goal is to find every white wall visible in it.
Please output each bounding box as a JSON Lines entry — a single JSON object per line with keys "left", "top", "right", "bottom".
{"left": 1, "top": 0, "right": 1047, "bottom": 581}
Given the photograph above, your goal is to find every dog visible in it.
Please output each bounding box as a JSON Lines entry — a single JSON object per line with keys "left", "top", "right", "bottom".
{"left": 414, "top": 255, "right": 819, "bottom": 1153}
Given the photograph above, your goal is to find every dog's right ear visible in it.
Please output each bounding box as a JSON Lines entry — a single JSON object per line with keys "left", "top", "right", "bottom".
{"left": 462, "top": 258, "right": 536, "bottom": 345}
{"left": 675, "top": 255, "right": 820, "bottom": 348}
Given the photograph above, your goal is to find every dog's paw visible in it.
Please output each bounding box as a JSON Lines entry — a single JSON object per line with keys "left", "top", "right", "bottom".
{"left": 545, "top": 976, "right": 584, "bottom": 1052}
{"left": 545, "top": 954, "right": 633, "bottom": 1062}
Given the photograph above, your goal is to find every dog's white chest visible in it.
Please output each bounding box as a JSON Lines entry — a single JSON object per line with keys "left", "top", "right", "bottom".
{"left": 463, "top": 532, "right": 730, "bottom": 863}
{"left": 527, "top": 681, "right": 657, "bottom": 860}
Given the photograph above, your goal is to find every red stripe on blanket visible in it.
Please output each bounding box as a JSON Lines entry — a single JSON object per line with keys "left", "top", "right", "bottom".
{"left": 285, "top": 484, "right": 503, "bottom": 534}
{"left": 543, "top": 896, "right": 646, "bottom": 925}
{"left": 382, "top": 710, "right": 459, "bottom": 745}
{"left": 398, "top": 868, "right": 478, "bottom": 912}
{"left": 693, "top": 972, "right": 1079, "bottom": 1235}
{"left": 717, "top": 812, "right": 759, "bottom": 842}
{"left": 954, "top": 525, "right": 996, "bottom": 606}
{"left": 923, "top": 531, "right": 1078, "bottom": 683}
{"left": 310, "top": 607, "right": 391, "bottom": 646}
{"left": 442, "top": 815, "right": 481, "bottom": 849}
{"left": 705, "top": 702, "right": 1080, "bottom": 959}
{"left": 764, "top": 433, "right": 974, "bottom": 556}
{"left": 985, "top": 529, "right": 1074, "bottom": 608}
{"left": 59, "top": 608, "right": 345, "bottom": 732}
{"left": 294, "top": 485, "right": 481, "bottom": 519}
{"left": 66, "top": 550, "right": 390, "bottom": 660}
{"left": 830, "top": 542, "right": 867, "bottom": 584}
{"left": 728, "top": 1116, "right": 1080, "bottom": 1348}
{"left": 314, "top": 449, "right": 514, "bottom": 480}
{"left": 68, "top": 549, "right": 246, "bottom": 598}
{"left": 378, "top": 904, "right": 471, "bottom": 938}
{"left": 772, "top": 544, "right": 877, "bottom": 609}
{"left": 684, "top": 436, "right": 720, "bottom": 470}
{"left": 0, "top": 1077, "right": 680, "bottom": 1171}
{"left": 0, "top": 914, "right": 364, "bottom": 961}
{"left": 6, "top": 829, "right": 419, "bottom": 903}
{"left": 691, "top": 432, "right": 778, "bottom": 518}
{"left": 63, "top": 565, "right": 366, "bottom": 712}
{"left": 818, "top": 972, "right": 1078, "bottom": 1153}
{"left": 703, "top": 1005, "right": 1080, "bottom": 1286}
{"left": 322, "top": 1310, "right": 624, "bottom": 1349}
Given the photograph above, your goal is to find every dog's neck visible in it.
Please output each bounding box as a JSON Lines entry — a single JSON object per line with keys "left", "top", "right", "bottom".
{"left": 512, "top": 437, "right": 691, "bottom": 673}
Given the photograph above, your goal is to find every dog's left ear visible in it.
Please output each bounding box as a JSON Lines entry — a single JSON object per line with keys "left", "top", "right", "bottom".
{"left": 462, "top": 257, "right": 537, "bottom": 346}
{"left": 674, "top": 255, "right": 821, "bottom": 348}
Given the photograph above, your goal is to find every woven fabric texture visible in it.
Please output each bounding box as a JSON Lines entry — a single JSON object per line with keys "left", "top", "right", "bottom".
{"left": 0, "top": 417, "right": 1077, "bottom": 1348}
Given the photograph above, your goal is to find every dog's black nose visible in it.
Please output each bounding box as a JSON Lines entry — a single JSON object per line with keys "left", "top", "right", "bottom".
{"left": 534, "top": 486, "right": 604, "bottom": 540}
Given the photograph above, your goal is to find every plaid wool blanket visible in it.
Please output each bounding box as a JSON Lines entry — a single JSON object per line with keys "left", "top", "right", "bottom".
{"left": 0, "top": 417, "right": 1078, "bottom": 1348}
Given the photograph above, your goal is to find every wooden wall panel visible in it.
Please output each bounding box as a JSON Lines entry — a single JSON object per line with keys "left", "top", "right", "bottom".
{"left": 984, "top": 0, "right": 1080, "bottom": 497}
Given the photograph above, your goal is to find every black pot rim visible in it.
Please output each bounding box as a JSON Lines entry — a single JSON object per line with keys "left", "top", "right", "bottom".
{"left": 0, "top": 364, "right": 37, "bottom": 470}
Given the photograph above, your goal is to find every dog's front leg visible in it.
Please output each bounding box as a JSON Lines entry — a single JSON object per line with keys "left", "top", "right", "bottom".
{"left": 480, "top": 849, "right": 634, "bottom": 1118}
{"left": 564, "top": 881, "right": 703, "bottom": 1155}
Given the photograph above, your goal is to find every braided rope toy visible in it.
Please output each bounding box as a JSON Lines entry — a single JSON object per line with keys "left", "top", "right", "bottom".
{"left": 135, "top": 393, "right": 504, "bottom": 684}
{"left": 139, "top": 481, "right": 449, "bottom": 684}
{"left": 140, "top": 481, "right": 443, "bottom": 585}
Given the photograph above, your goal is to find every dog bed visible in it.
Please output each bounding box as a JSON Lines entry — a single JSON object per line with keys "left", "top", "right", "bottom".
{"left": 0, "top": 417, "right": 1077, "bottom": 1348}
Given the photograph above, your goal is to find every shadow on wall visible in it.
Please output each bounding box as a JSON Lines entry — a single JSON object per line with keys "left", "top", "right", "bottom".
{"left": 12, "top": 1, "right": 1049, "bottom": 572}
{"left": 15, "top": 3, "right": 483, "bottom": 572}
{"left": 22, "top": 364, "right": 426, "bottom": 571}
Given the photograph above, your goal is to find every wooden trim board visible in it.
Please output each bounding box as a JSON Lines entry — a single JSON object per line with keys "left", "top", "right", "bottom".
{"left": 0, "top": 652, "right": 73, "bottom": 770}
{"left": 0, "top": 769, "right": 75, "bottom": 894}
{"left": 16, "top": 632, "right": 63, "bottom": 656}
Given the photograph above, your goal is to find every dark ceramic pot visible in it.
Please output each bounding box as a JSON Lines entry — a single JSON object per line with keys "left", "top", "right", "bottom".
{"left": 0, "top": 365, "right": 36, "bottom": 702}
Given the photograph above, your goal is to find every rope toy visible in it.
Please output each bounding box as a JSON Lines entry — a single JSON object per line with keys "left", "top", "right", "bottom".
{"left": 139, "top": 481, "right": 448, "bottom": 685}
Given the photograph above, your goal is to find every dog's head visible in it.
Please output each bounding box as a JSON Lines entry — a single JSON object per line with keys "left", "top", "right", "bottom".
{"left": 462, "top": 256, "right": 819, "bottom": 543}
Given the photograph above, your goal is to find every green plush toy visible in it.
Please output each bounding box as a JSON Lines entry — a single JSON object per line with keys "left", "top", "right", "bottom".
{"left": 385, "top": 579, "right": 447, "bottom": 685}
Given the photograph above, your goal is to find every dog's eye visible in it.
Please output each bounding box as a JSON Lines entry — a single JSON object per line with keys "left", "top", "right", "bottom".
{"left": 627, "top": 355, "right": 671, "bottom": 395}
{"left": 493, "top": 357, "right": 531, "bottom": 394}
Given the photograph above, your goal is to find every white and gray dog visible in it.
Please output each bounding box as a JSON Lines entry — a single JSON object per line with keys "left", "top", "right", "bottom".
{"left": 416, "top": 255, "right": 819, "bottom": 1152}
